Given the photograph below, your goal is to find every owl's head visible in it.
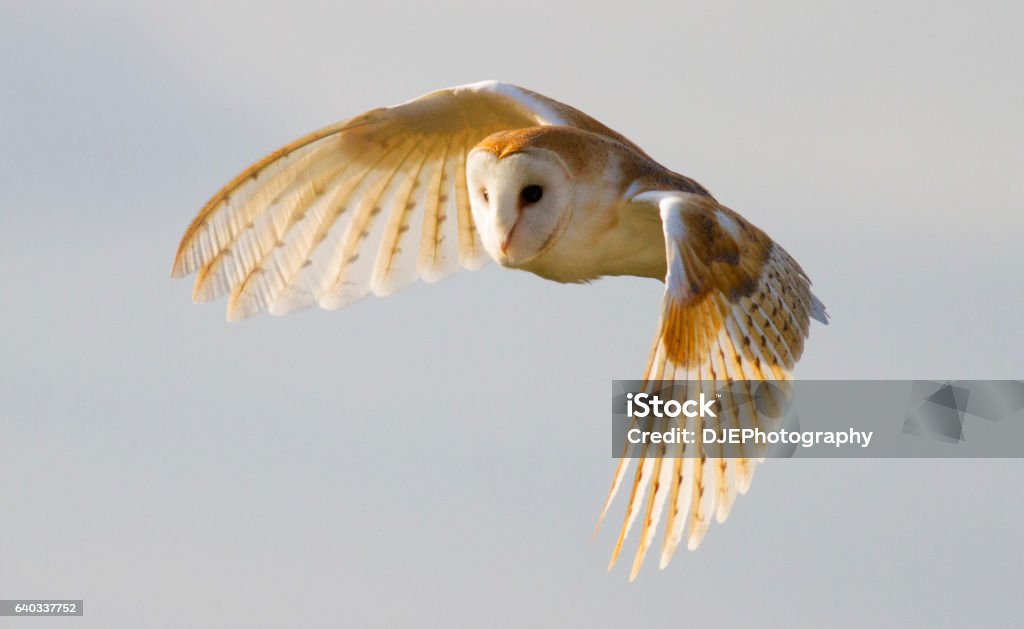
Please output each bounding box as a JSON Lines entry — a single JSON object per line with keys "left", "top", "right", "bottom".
{"left": 467, "top": 134, "right": 574, "bottom": 267}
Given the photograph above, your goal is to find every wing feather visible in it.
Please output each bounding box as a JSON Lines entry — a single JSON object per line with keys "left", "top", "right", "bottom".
{"left": 415, "top": 134, "right": 457, "bottom": 282}
{"left": 316, "top": 139, "right": 424, "bottom": 311}
{"left": 420, "top": 132, "right": 465, "bottom": 283}
{"left": 266, "top": 144, "right": 412, "bottom": 316}
{"left": 370, "top": 139, "right": 441, "bottom": 296}
{"left": 191, "top": 147, "right": 351, "bottom": 303}
{"left": 228, "top": 137, "right": 419, "bottom": 319}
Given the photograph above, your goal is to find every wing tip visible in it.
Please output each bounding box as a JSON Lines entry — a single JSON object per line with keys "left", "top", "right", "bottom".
{"left": 628, "top": 564, "right": 642, "bottom": 582}
{"left": 171, "top": 257, "right": 189, "bottom": 279}
{"left": 418, "top": 263, "right": 458, "bottom": 285}
{"left": 224, "top": 303, "right": 249, "bottom": 323}
{"left": 225, "top": 288, "right": 265, "bottom": 322}
{"left": 811, "top": 293, "right": 829, "bottom": 325}
{"left": 461, "top": 255, "right": 490, "bottom": 272}
{"left": 658, "top": 549, "right": 675, "bottom": 570}
{"left": 369, "top": 272, "right": 418, "bottom": 299}
{"left": 191, "top": 279, "right": 213, "bottom": 304}
{"left": 171, "top": 238, "right": 196, "bottom": 279}
{"left": 317, "top": 289, "right": 369, "bottom": 312}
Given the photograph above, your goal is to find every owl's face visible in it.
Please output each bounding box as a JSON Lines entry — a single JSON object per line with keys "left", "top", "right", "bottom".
{"left": 467, "top": 148, "right": 574, "bottom": 267}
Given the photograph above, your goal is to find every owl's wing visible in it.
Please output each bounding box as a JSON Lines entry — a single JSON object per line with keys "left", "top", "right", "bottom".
{"left": 172, "top": 81, "right": 633, "bottom": 320}
{"left": 599, "top": 191, "right": 827, "bottom": 580}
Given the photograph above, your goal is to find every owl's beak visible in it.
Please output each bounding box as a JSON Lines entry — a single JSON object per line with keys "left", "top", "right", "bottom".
{"left": 499, "top": 220, "right": 520, "bottom": 257}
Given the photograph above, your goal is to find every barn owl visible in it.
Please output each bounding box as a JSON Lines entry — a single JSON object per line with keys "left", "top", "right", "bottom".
{"left": 172, "top": 81, "right": 827, "bottom": 579}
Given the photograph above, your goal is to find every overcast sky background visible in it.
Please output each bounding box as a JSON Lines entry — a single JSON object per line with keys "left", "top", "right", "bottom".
{"left": 1, "top": 1, "right": 1022, "bottom": 627}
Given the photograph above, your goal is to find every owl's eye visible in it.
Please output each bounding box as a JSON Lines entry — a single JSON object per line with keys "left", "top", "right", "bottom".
{"left": 481, "top": 189, "right": 489, "bottom": 203}
{"left": 520, "top": 185, "right": 543, "bottom": 205}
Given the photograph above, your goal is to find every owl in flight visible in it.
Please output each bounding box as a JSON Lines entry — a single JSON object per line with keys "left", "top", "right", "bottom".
{"left": 172, "top": 81, "right": 827, "bottom": 579}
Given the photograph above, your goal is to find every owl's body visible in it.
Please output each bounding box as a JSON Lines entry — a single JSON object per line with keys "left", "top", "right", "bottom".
{"left": 172, "top": 81, "right": 827, "bottom": 579}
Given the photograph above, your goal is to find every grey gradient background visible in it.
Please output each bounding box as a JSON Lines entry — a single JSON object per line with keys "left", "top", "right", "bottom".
{"left": 1, "top": 1, "right": 1022, "bottom": 627}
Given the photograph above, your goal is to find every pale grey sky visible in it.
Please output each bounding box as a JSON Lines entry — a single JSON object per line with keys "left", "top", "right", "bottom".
{"left": 1, "top": 1, "right": 1022, "bottom": 627}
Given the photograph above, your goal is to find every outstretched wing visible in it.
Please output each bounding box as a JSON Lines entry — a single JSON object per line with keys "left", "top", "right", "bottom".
{"left": 600, "top": 191, "right": 827, "bottom": 580}
{"left": 172, "top": 81, "right": 634, "bottom": 320}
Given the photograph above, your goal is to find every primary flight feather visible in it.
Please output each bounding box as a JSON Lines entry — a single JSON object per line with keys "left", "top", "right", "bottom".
{"left": 172, "top": 80, "right": 827, "bottom": 579}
